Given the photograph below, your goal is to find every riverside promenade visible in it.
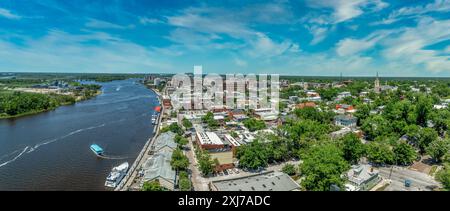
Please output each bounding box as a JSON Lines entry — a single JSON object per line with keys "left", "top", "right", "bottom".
{"left": 115, "top": 87, "right": 164, "bottom": 191}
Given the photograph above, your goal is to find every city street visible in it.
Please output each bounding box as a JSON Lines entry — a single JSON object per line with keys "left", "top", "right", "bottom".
{"left": 377, "top": 166, "right": 441, "bottom": 191}
{"left": 186, "top": 137, "right": 210, "bottom": 191}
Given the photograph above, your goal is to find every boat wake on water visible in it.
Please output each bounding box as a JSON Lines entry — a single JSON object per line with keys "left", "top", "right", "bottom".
{"left": 0, "top": 149, "right": 20, "bottom": 161}
{"left": 0, "top": 123, "right": 108, "bottom": 169}
{"left": 0, "top": 107, "right": 150, "bottom": 169}
{"left": 0, "top": 147, "right": 29, "bottom": 168}
{"left": 97, "top": 154, "right": 129, "bottom": 160}
{"left": 90, "top": 144, "right": 128, "bottom": 160}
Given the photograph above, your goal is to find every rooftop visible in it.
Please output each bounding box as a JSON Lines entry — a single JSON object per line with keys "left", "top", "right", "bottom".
{"left": 296, "top": 102, "right": 316, "bottom": 109}
{"left": 152, "top": 132, "right": 177, "bottom": 152}
{"left": 90, "top": 144, "right": 104, "bottom": 153}
{"left": 347, "top": 164, "right": 379, "bottom": 186}
{"left": 224, "top": 134, "right": 241, "bottom": 147}
{"left": 211, "top": 171, "right": 300, "bottom": 191}
{"left": 197, "top": 132, "right": 224, "bottom": 145}
{"left": 142, "top": 150, "right": 176, "bottom": 184}
{"left": 335, "top": 115, "right": 357, "bottom": 121}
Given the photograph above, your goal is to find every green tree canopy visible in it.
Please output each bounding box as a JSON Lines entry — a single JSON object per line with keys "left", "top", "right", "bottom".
{"left": 267, "top": 138, "right": 291, "bottom": 162}
{"left": 429, "top": 109, "right": 450, "bottom": 137}
{"left": 393, "top": 141, "right": 417, "bottom": 165}
{"left": 243, "top": 118, "right": 266, "bottom": 132}
{"left": 294, "top": 107, "right": 335, "bottom": 124}
{"left": 283, "top": 119, "right": 332, "bottom": 142}
{"left": 414, "top": 94, "right": 432, "bottom": 127}
{"left": 174, "top": 134, "right": 189, "bottom": 148}
{"left": 237, "top": 139, "right": 269, "bottom": 170}
{"left": 230, "top": 131, "right": 239, "bottom": 138}
{"left": 198, "top": 151, "right": 215, "bottom": 176}
{"left": 340, "top": 133, "right": 366, "bottom": 164}
{"left": 178, "top": 171, "right": 192, "bottom": 191}
{"left": 142, "top": 180, "right": 166, "bottom": 191}
{"left": 436, "top": 164, "right": 450, "bottom": 190}
{"left": 361, "top": 115, "right": 393, "bottom": 140}
{"left": 406, "top": 126, "right": 438, "bottom": 153}
{"left": 418, "top": 128, "right": 438, "bottom": 153}
{"left": 383, "top": 100, "right": 414, "bottom": 123}
{"left": 182, "top": 118, "right": 193, "bottom": 129}
{"left": 317, "top": 88, "right": 339, "bottom": 101}
{"left": 366, "top": 141, "right": 395, "bottom": 165}
{"left": 162, "top": 123, "right": 184, "bottom": 135}
{"left": 300, "top": 143, "right": 349, "bottom": 191}
{"left": 426, "top": 138, "right": 450, "bottom": 163}
{"left": 202, "top": 111, "right": 219, "bottom": 129}
{"left": 354, "top": 104, "right": 370, "bottom": 126}
{"left": 171, "top": 149, "right": 189, "bottom": 171}
{"left": 432, "top": 83, "right": 450, "bottom": 98}
{"left": 282, "top": 163, "right": 297, "bottom": 176}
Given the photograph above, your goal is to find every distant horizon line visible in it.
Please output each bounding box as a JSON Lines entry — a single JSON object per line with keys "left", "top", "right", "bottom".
{"left": 1, "top": 71, "right": 450, "bottom": 78}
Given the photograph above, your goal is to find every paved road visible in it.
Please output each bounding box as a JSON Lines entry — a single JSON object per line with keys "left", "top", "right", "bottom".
{"left": 186, "top": 134, "right": 211, "bottom": 191}
{"left": 377, "top": 166, "right": 441, "bottom": 191}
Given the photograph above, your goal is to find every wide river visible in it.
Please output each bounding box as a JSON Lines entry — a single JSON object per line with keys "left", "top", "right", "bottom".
{"left": 0, "top": 79, "right": 159, "bottom": 190}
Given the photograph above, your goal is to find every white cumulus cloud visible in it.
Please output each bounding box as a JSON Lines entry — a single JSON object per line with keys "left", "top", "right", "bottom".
{"left": 0, "top": 8, "right": 21, "bottom": 20}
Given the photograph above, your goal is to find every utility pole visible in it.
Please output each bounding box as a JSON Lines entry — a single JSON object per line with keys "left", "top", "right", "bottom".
{"left": 389, "top": 165, "right": 393, "bottom": 179}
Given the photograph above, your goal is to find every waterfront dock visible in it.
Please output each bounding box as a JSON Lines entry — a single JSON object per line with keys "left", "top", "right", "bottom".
{"left": 115, "top": 88, "right": 164, "bottom": 191}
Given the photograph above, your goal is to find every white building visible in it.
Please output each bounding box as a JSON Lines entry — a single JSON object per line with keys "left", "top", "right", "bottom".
{"left": 196, "top": 132, "right": 224, "bottom": 146}
{"left": 345, "top": 165, "right": 380, "bottom": 191}
{"left": 337, "top": 91, "right": 352, "bottom": 99}
{"left": 254, "top": 108, "right": 279, "bottom": 121}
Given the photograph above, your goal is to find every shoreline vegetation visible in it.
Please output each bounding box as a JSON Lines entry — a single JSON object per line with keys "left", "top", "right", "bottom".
{"left": 0, "top": 72, "right": 156, "bottom": 120}
{"left": 0, "top": 86, "right": 102, "bottom": 120}
{"left": 0, "top": 73, "right": 135, "bottom": 119}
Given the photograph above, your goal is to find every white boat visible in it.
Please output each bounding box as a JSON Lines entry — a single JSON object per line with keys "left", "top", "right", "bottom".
{"left": 105, "top": 162, "right": 129, "bottom": 188}
{"left": 151, "top": 114, "right": 158, "bottom": 125}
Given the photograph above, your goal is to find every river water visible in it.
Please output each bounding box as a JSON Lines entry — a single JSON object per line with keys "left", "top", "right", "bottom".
{"left": 0, "top": 79, "right": 159, "bottom": 190}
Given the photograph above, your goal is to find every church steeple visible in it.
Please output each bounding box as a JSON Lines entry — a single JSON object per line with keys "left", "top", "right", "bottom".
{"left": 374, "top": 72, "right": 381, "bottom": 93}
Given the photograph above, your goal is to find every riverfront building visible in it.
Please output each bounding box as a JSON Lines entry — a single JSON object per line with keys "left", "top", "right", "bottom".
{"left": 141, "top": 132, "right": 177, "bottom": 190}
{"left": 210, "top": 171, "right": 301, "bottom": 191}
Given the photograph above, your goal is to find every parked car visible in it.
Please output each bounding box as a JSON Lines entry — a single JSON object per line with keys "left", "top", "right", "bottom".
{"left": 405, "top": 179, "right": 412, "bottom": 188}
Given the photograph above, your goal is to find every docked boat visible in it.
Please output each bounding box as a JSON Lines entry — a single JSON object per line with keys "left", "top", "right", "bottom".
{"left": 151, "top": 114, "right": 158, "bottom": 125}
{"left": 105, "top": 162, "right": 129, "bottom": 188}
{"left": 90, "top": 144, "right": 104, "bottom": 156}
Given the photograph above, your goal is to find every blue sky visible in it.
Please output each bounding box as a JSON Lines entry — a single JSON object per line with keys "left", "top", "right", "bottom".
{"left": 0, "top": 0, "right": 449, "bottom": 76}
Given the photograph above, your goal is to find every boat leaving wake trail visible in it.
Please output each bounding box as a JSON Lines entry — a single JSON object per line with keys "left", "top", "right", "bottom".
{"left": 97, "top": 154, "right": 129, "bottom": 160}
{"left": 0, "top": 149, "right": 20, "bottom": 161}
{"left": 0, "top": 147, "right": 29, "bottom": 168}
{"left": 0, "top": 123, "right": 107, "bottom": 169}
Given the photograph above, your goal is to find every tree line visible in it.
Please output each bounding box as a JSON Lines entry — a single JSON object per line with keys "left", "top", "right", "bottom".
{"left": 0, "top": 84, "right": 101, "bottom": 118}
